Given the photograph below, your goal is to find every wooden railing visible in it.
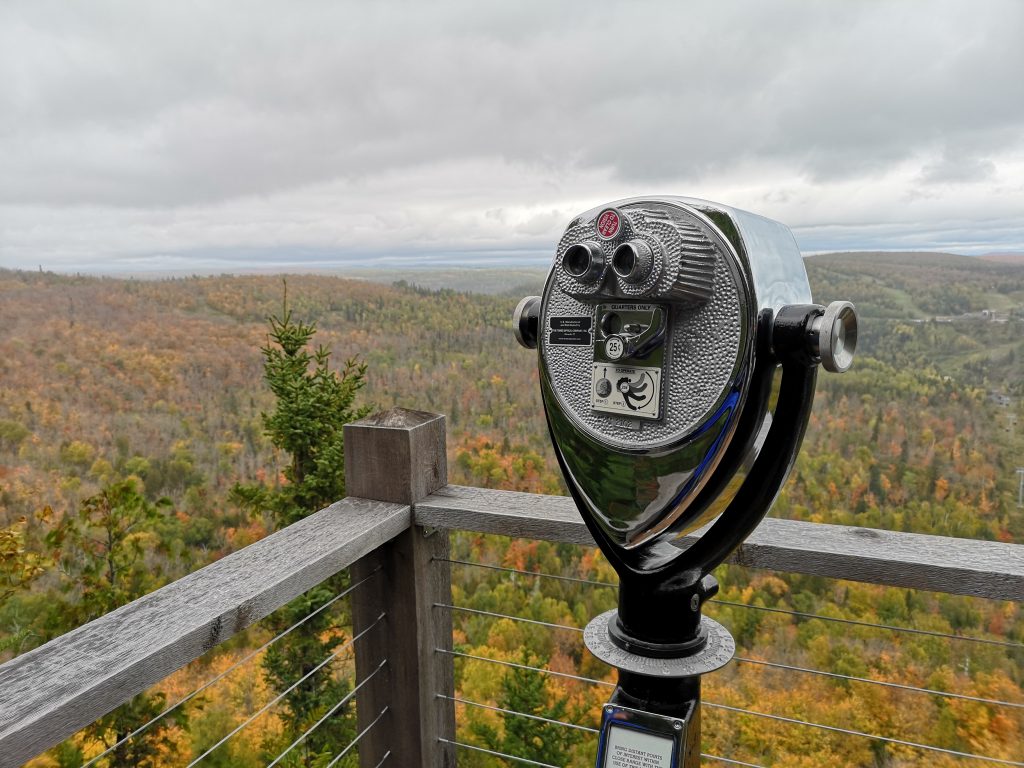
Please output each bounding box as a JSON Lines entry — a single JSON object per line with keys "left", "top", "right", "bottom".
{"left": 0, "top": 407, "right": 1021, "bottom": 768}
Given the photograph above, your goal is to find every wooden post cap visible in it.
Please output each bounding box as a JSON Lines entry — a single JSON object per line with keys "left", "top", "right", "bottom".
{"left": 344, "top": 408, "right": 447, "bottom": 505}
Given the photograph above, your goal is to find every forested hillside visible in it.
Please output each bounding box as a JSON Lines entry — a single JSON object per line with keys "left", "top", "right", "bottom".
{"left": 1, "top": 252, "right": 1021, "bottom": 766}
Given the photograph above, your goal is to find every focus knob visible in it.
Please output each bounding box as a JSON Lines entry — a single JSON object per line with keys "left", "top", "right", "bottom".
{"left": 814, "top": 301, "right": 858, "bottom": 373}
{"left": 513, "top": 296, "right": 541, "bottom": 350}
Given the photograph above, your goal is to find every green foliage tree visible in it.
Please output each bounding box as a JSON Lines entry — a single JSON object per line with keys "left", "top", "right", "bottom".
{"left": 259, "top": 303, "right": 370, "bottom": 525}
{"left": 475, "top": 650, "right": 581, "bottom": 766}
{"left": 231, "top": 290, "right": 370, "bottom": 765}
{"left": 0, "top": 517, "right": 46, "bottom": 608}
{"left": 232, "top": 296, "right": 370, "bottom": 526}
{"left": 46, "top": 479, "right": 183, "bottom": 767}
{"left": 0, "top": 418, "right": 31, "bottom": 452}
{"left": 49, "top": 479, "right": 170, "bottom": 623}
{"left": 0, "top": 515, "right": 49, "bottom": 653}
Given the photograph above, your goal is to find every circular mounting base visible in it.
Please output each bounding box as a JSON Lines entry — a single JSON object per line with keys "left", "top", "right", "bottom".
{"left": 583, "top": 609, "right": 735, "bottom": 678}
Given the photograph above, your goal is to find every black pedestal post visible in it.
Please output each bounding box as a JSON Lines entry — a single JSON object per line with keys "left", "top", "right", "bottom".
{"left": 586, "top": 574, "right": 726, "bottom": 768}
{"left": 610, "top": 673, "right": 702, "bottom": 768}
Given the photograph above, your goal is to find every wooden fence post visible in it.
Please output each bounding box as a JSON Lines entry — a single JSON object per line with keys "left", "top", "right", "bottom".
{"left": 345, "top": 408, "right": 456, "bottom": 768}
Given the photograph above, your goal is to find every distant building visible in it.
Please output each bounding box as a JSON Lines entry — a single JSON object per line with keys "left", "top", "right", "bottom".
{"left": 933, "top": 309, "right": 1005, "bottom": 324}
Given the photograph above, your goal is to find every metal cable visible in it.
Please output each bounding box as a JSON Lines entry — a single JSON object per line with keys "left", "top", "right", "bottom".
{"left": 705, "top": 702, "right": 1024, "bottom": 766}
{"left": 443, "top": 558, "right": 1023, "bottom": 649}
{"left": 701, "top": 756, "right": 766, "bottom": 768}
{"left": 187, "top": 612, "right": 385, "bottom": 767}
{"left": 443, "top": 603, "right": 1022, "bottom": 708}
{"left": 711, "top": 599, "right": 1024, "bottom": 650}
{"left": 439, "top": 737, "right": 560, "bottom": 768}
{"left": 734, "top": 656, "right": 1024, "bottom": 709}
{"left": 440, "top": 648, "right": 613, "bottom": 688}
{"left": 324, "top": 706, "right": 388, "bottom": 768}
{"left": 266, "top": 659, "right": 387, "bottom": 767}
{"left": 441, "top": 557, "right": 615, "bottom": 588}
{"left": 439, "top": 688, "right": 767, "bottom": 768}
{"left": 437, "top": 685, "right": 766, "bottom": 768}
{"left": 445, "top": 649, "right": 1023, "bottom": 767}
{"left": 83, "top": 570, "right": 381, "bottom": 768}
{"left": 438, "top": 693, "right": 598, "bottom": 733}
{"left": 372, "top": 751, "right": 391, "bottom": 768}
{"left": 436, "top": 602, "right": 583, "bottom": 634}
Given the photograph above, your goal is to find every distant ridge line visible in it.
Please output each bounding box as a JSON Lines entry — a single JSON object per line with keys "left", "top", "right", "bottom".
{"left": 980, "top": 252, "right": 1024, "bottom": 264}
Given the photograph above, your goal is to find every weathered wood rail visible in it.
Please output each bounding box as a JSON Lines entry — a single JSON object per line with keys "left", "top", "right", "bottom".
{"left": 417, "top": 485, "right": 1024, "bottom": 602}
{"left": 0, "top": 407, "right": 1021, "bottom": 768}
{"left": 0, "top": 497, "right": 410, "bottom": 768}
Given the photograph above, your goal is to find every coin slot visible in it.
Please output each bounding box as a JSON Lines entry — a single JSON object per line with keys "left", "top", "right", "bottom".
{"left": 601, "top": 311, "right": 623, "bottom": 336}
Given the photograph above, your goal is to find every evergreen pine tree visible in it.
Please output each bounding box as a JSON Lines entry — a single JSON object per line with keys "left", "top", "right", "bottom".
{"left": 231, "top": 287, "right": 370, "bottom": 766}
{"left": 476, "top": 650, "right": 581, "bottom": 766}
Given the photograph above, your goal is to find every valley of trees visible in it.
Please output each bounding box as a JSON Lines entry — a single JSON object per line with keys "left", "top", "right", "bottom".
{"left": 1, "top": 252, "right": 1022, "bottom": 766}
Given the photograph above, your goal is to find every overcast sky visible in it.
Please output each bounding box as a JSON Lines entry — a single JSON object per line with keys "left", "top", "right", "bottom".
{"left": 2, "top": 1, "right": 1023, "bottom": 273}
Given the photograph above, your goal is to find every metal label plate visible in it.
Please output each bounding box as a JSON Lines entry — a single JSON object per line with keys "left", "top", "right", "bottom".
{"left": 597, "top": 704, "right": 684, "bottom": 768}
{"left": 591, "top": 364, "right": 661, "bottom": 419}
{"left": 550, "top": 330, "right": 592, "bottom": 345}
{"left": 549, "top": 315, "right": 593, "bottom": 346}
{"left": 603, "top": 724, "right": 675, "bottom": 767}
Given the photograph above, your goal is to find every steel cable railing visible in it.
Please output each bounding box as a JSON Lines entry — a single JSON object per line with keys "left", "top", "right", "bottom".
{"left": 437, "top": 690, "right": 765, "bottom": 768}
{"left": 701, "top": 757, "right": 767, "bottom": 768}
{"left": 442, "top": 646, "right": 612, "bottom": 688}
{"left": 704, "top": 701, "right": 1024, "bottom": 767}
{"left": 711, "top": 598, "right": 1024, "bottom": 651}
{"left": 444, "top": 558, "right": 616, "bottom": 588}
{"left": 438, "top": 693, "right": 598, "bottom": 733}
{"left": 438, "top": 603, "right": 1024, "bottom": 767}
{"left": 439, "top": 736, "right": 561, "bottom": 767}
{"left": 444, "top": 646, "right": 1024, "bottom": 767}
{"left": 81, "top": 569, "right": 382, "bottom": 768}
{"left": 731, "top": 656, "right": 1024, "bottom": 709}
{"left": 441, "top": 557, "right": 1024, "bottom": 650}
{"left": 323, "top": 706, "right": 389, "bottom": 768}
{"left": 438, "top": 602, "right": 1024, "bottom": 709}
{"left": 440, "top": 603, "right": 586, "bottom": 634}
{"left": 266, "top": 659, "right": 388, "bottom": 767}
{"left": 187, "top": 612, "right": 386, "bottom": 766}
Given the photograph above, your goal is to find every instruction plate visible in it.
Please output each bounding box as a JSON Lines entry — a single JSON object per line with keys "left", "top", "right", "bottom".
{"left": 591, "top": 364, "right": 661, "bottom": 420}
{"left": 603, "top": 724, "right": 674, "bottom": 768}
{"left": 596, "top": 703, "right": 684, "bottom": 768}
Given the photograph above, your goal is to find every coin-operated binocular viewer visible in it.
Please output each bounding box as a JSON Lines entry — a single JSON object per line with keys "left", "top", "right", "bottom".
{"left": 513, "top": 197, "right": 857, "bottom": 767}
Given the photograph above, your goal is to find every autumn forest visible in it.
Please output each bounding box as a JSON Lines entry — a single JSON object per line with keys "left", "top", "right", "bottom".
{"left": 1, "top": 251, "right": 1022, "bottom": 767}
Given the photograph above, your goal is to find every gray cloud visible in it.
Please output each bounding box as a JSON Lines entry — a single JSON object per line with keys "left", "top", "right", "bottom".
{"left": 1, "top": 0, "right": 1023, "bottom": 270}
{"left": 918, "top": 146, "right": 998, "bottom": 185}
